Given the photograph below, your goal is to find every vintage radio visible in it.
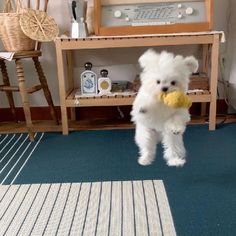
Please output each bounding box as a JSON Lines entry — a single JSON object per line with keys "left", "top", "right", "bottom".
{"left": 94, "top": 0, "right": 213, "bottom": 36}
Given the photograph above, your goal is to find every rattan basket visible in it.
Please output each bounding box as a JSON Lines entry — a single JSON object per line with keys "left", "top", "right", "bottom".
{"left": 20, "top": 9, "right": 59, "bottom": 42}
{"left": 0, "top": 0, "right": 35, "bottom": 52}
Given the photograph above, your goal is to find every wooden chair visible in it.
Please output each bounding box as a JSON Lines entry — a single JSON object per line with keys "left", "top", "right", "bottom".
{"left": 0, "top": 0, "right": 58, "bottom": 141}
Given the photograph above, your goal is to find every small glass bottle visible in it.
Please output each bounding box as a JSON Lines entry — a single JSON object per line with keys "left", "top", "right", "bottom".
{"left": 80, "top": 62, "right": 97, "bottom": 95}
{"left": 98, "top": 69, "right": 112, "bottom": 95}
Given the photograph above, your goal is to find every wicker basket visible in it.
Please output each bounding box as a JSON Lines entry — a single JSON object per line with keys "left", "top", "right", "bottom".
{"left": 0, "top": 0, "right": 35, "bottom": 52}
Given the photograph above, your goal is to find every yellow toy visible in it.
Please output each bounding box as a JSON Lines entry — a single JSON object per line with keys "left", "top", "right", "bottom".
{"left": 159, "top": 91, "right": 192, "bottom": 109}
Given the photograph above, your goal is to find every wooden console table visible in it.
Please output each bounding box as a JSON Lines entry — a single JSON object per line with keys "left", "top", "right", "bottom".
{"left": 55, "top": 32, "right": 222, "bottom": 135}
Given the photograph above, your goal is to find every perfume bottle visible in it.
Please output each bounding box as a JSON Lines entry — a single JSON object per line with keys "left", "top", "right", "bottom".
{"left": 80, "top": 62, "right": 97, "bottom": 95}
{"left": 98, "top": 69, "right": 112, "bottom": 95}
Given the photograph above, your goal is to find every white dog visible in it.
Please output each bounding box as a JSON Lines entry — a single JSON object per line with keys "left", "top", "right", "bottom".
{"left": 131, "top": 49, "right": 198, "bottom": 167}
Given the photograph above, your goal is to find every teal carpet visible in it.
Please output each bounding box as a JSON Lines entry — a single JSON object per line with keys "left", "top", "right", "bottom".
{"left": 1, "top": 124, "right": 236, "bottom": 236}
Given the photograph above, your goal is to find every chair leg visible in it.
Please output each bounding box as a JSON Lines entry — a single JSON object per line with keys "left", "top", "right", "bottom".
{"left": 33, "top": 57, "right": 59, "bottom": 124}
{"left": 15, "top": 59, "right": 34, "bottom": 141}
{"left": 0, "top": 60, "right": 17, "bottom": 121}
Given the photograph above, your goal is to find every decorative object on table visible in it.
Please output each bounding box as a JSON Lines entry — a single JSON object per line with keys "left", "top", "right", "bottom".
{"left": 159, "top": 91, "right": 192, "bottom": 109}
{"left": 0, "top": 0, "right": 35, "bottom": 51}
{"left": 70, "top": 0, "right": 79, "bottom": 38}
{"left": 69, "top": 0, "right": 88, "bottom": 38}
{"left": 111, "top": 80, "right": 132, "bottom": 93}
{"left": 98, "top": 69, "right": 112, "bottom": 95}
{"left": 80, "top": 62, "right": 97, "bottom": 95}
{"left": 19, "top": 9, "right": 59, "bottom": 42}
{"left": 94, "top": 0, "right": 213, "bottom": 36}
{"left": 78, "top": 16, "right": 88, "bottom": 37}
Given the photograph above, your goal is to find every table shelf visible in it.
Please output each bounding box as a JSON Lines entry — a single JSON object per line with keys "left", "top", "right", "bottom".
{"left": 55, "top": 32, "right": 221, "bottom": 134}
{"left": 66, "top": 89, "right": 136, "bottom": 107}
{"left": 65, "top": 88, "right": 211, "bottom": 108}
{"left": 66, "top": 89, "right": 211, "bottom": 107}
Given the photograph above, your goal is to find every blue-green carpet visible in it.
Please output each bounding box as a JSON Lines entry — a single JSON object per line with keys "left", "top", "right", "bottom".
{"left": 1, "top": 124, "right": 236, "bottom": 236}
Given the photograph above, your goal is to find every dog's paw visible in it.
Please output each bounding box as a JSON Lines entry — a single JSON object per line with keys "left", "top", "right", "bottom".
{"left": 167, "top": 158, "right": 186, "bottom": 167}
{"left": 172, "top": 129, "right": 182, "bottom": 135}
{"left": 169, "top": 124, "right": 185, "bottom": 135}
{"left": 138, "top": 156, "right": 153, "bottom": 166}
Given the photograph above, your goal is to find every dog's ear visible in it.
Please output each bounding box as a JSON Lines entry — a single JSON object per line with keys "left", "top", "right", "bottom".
{"left": 139, "top": 49, "right": 159, "bottom": 70}
{"left": 184, "top": 56, "right": 199, "bottom": 74}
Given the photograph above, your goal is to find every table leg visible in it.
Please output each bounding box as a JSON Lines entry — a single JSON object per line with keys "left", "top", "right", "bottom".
{"left": 201, "top": 44, "right": 210, "bottom": 117}
{"left": 55, "top": 40, "right": 69, "bottom": 134}
{"left": 66, "top": 50, "right": 76, "bottom": 121}
{"left": 209, "top": 35, "right": 220, "bottom": 130}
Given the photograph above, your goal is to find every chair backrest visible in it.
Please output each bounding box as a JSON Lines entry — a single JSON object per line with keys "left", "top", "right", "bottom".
{"left": 27, "top": 0, "right": 49, "bottom": 12}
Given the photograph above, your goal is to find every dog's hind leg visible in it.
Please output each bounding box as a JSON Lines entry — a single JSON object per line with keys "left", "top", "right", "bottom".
{"left": 135, "top": 124, "right": 161, "bottom": 165}
{"left": 162, "top": 131, "right": 186, "bottom": 167}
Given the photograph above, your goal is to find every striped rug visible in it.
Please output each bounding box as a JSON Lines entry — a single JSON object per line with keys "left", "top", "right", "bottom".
{"left": 0, "top": 133, "right": 44, "bottom": 185}
{"left": 0, "top": 180, "right": 176, "bottom": 236}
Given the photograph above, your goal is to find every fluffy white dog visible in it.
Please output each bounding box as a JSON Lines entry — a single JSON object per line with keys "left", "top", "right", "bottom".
{"left": 131, "top": 49, "right": 198, "bottom": 167}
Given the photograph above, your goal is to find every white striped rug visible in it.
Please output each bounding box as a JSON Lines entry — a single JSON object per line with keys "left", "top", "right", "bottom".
{"left": 0, "top": 180, "right": 176, "bottom": 236}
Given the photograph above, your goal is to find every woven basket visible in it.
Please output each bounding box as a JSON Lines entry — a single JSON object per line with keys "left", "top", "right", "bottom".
{"left": 0, "top": 0, "right": 35, "bottom": 52}
{"left": 20, "top": 9, "right": 59, "bottom": 42}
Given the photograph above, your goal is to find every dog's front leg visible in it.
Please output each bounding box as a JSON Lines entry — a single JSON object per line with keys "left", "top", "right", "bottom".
{"left": 135, "top": 124, "right": 160, "bottom": 165}
{"left": 164, "top": 110, "right": 190, "bottom": 135}
{"left": 162, "top": 130, "right": 186, "bottom": 167}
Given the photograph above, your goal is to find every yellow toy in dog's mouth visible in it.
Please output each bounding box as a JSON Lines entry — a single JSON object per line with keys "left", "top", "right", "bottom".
{"left": 159, "top": 91, "right": 192, "bottom": 109}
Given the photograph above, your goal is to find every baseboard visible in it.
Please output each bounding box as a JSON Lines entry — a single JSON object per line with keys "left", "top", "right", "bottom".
{"left": 0, "top": 106, "right": 62, "bottom": 122}
{"left": 0, "top": 99, "right": 229, "bottom": 122}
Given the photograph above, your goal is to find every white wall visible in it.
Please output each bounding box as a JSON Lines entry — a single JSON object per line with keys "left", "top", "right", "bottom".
{"left": 0, "top": 0, "right": 233, "bottom": 109}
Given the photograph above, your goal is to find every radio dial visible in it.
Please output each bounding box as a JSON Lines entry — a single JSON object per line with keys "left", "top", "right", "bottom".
{"left": 177, "top": 4, "right": 182, "bottom": 9}
{"left": 178, "top": 13, "right": 183, "bottom": 19}
{"left": 125, "top": 16, "right": 130, "bottom": 21}
{"left": 114, "top": 10, "right": 122, "bottom": 18}
{"left": 186, "top": 7, "right": 194, "bottom": 15}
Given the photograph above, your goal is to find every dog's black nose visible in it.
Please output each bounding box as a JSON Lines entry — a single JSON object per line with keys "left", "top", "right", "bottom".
{"left": 162, "top": 87, "right": 168, "bottom": 92}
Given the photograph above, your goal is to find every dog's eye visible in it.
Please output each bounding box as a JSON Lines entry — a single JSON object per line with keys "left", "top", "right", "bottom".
{"left": 157, "top": 80, "right": 160, "bottom": 84}
{"left": 171, "top": 81, "right": 176, "bottom": 86}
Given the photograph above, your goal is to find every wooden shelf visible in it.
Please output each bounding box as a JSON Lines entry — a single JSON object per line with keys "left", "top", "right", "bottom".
{"left": 65, "top": 88, "right": 211, "bottom": 107}
{"left": 57, "top": 33, "right": 216, "bottom": 50}
{"left": 55, "top": 32, "right": 221, "bottom": 134}
{"left": 66, "top": 89, "right": 136, "bottom": 107}
{"left": 188, "top": 90, "right": 211, "bottom": 102}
